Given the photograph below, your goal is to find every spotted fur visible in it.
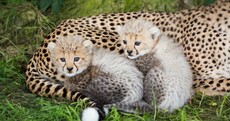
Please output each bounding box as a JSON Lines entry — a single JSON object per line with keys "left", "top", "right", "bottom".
{"left": 116, "top": 19, "right": 193, "bottom": 112}
{"left": 38, "top": 34, "right": 144, "bottom": 120}
{"left": 25, "top": 1, "right": 230, "bottom": 113}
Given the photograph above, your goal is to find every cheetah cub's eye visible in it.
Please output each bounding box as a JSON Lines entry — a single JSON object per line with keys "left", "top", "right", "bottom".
{"left": 74, "top": 57, "right": 80, "bottom": 62}
{"left": 60, "top": 58, "right": 66, "bottom": 62}
{"left": 134, "top": 41, "right": 141, "bottom": 46}
{"left": 123, "top": 40, "right": 127, "bottom": 44}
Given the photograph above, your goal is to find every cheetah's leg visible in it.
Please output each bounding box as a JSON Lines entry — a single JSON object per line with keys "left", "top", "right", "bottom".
{"left": 193, "top": 78, "right": 230, "bottom": 96}
{"left": 143, "top": 67, "right": 166, "bottom": 110}
{"left": 144, "top": 67, "right": 193, "bottom": 112}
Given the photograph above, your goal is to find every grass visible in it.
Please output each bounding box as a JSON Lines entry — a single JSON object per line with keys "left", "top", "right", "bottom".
{"left": 0, "top": 0, "right": 229, "bottom": 121}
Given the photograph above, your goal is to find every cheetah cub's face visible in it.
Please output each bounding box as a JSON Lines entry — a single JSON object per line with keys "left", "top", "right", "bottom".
{"left": 116, "top": 19, "right": 161, "bottom": 59}
{"left": 48, "top": 35, "right": 93, "bottom": 77}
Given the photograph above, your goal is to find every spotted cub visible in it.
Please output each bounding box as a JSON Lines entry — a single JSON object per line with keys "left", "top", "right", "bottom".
{"left": 116, "top": 19, "right": 193, "bottom": 112}
{"left": 47, "top": 35, "right": 144, "bottom": 121}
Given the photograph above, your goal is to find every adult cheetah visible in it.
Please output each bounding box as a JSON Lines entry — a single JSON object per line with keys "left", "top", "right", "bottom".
{"left": 25, "top": 0, "right": 230, "bottom": 110}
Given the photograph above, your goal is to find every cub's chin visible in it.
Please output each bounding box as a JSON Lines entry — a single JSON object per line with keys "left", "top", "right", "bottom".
{"left": 127, "top": 55, "right": 139, "bottom": 59}
{"left": 64, "top": 73, "right": 77, "bottom": 77}
{"left": 127, "top": 52, "right": 147, "bottom": 60}
{"left": 126, "top": 55, "right": 140, "bottom": 59}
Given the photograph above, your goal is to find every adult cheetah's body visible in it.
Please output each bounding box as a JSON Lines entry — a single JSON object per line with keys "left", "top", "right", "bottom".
{"left": 25, "top": 0, "right": 230, "bottom": 104}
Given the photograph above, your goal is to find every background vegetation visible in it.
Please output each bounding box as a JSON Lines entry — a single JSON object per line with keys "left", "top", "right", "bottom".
{"left": 1, "top": 0, "right": 229, "bottom": 121}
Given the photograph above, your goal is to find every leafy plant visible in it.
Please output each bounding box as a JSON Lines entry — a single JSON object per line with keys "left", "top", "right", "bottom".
{"left": 204, "top": 0, "right": 216, "bottom": 6}
{"left": 38, "top": 0, "right": 64, "bottom": 14}
{"left": 0, "top": 0, "right": 25, "bottom": 5}
{"left": 192, "top": 0, "right": 216, "bottom": 6}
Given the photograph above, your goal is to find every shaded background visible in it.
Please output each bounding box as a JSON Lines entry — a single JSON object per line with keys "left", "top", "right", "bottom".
{"left": 0, "top": 0, "right": 215, "bottom": 57}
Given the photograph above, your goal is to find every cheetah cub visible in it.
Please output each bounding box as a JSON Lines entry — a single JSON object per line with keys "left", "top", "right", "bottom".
{"left": 116, "top": 19, "right": 193, "bottom": 112}
{"left": 47, "top": 35, "right": 143, "bottom": 121}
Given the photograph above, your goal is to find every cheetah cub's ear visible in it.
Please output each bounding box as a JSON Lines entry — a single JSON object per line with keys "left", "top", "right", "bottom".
{"left": 83, "top": 40, "right": 94, "bottom": 53}
{"left": 47, "top": 42, "right": 56, "bottom": 53}
{"left": 149, "top": 26, "right": 161, "bottom": 40}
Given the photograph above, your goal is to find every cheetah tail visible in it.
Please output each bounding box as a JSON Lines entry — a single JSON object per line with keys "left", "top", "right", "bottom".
{"left": 26, "top": 79, "right": 106, "bottom": 121}
{"left": 69, "top": 91, "right": 106, "bottom": 121}
{"left": 81, "top": 106, "right": 107, "bottom": 121}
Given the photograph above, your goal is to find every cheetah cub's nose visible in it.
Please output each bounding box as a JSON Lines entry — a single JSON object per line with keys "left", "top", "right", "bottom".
{"left": 127, "top": 50, "right": 133, "bottom": 55}
{"left": 67, "top": 67, "right": 73, "bottom": 72}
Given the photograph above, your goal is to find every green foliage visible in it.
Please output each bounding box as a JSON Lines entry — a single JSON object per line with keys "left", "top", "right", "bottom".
{"left": 59, "top": 0, "right": 179, "bottom": 19}
{"left": 1, "top": 0, "right": 25, "bottom": 4}
{"left": 2, "top": 94, "right": 227, "bottom": 121}
{"left": 38, "top": 0, "right": 64, "bottom": 14}
{"left": 192, "top": 0, "right": 216, "bottom": 6}
{"left": 38, "top": 0, "right": 53, "bottom": 12}
{"left": 0, "top": 2, "right": 55, "bottom": 57}
{"left": 0, "top": 55, "right": 25, "bottom": 80}
{"left": 216, "top": 96, "right": 230, "bottom": 119}
{"left": 204, "top": 0, "right": 216, "bottom": 6}
{"left": 0, "top": 98, "right": 87, "bottom": 121}
{"left": 58, "top": 0, "right": 216, "bottom": 19}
